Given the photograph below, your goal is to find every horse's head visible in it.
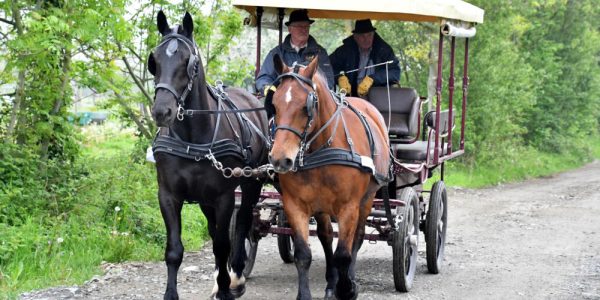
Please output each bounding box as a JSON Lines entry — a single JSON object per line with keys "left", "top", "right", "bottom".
{"left": 148, "top": 11, "right": 199, "bottom": 127}
{"left": 268, "top": 55, "right": 321, "bottom": 173}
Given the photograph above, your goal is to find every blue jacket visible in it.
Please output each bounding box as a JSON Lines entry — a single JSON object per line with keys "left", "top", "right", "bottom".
{"left": 329, "top": 33, "right": 400, "bottom": 96}
{"left": 256, "top": 34, "right": 334, "bottom": 94}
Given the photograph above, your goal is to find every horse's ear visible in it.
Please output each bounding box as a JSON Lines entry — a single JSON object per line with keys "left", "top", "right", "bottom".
{"left": 157, "top": 10, "right": 169, "bottom": 35}
{"left": 148, "top": 52, "right": 156, "bottom": 76}
{"left": 182, "top": 12, "right": 194, "bottom": 36}
{"left": 273, "top": 53, "right": 285, "bottom": 75}
{"left": 305, "top": 55, "right": 319, "bottom": 78}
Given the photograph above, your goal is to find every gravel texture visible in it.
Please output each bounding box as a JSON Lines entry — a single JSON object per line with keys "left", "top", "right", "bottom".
{"left": 21, "top": 161, "right": 600, "bottom": 300}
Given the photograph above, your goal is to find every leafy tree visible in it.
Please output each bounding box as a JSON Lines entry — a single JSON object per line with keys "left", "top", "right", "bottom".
{"left": 520, "top": 0, "right": 600, "bottom": 154}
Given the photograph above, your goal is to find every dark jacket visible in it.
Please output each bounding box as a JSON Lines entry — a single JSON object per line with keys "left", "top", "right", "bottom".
{"left": 256, "top": 34, "right": 334, "bottom": 94}
{"left": 329, "top": 33, "right": 400, "bottom": 96}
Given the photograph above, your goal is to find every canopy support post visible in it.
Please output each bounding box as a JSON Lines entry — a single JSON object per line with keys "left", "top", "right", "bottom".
{"left": 447, "top": 37, "right": 456, "bottom": 155}
{"left": 254, "top": 7, "right": 263, "bottom": 79}
{"left": 278, "top": 8, "right": 285, "bottom": 45}
{"left": 460, "top": 38, "right": 469, "bottom": 151}
{"left": 433, "top": 30, "right": 444, "bottom": 165}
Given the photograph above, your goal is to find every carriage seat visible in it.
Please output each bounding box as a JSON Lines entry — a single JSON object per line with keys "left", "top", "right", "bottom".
{"left": 367, "top": 87, "right": 420, "bottom": 142}
{"left": 393, "top": 110, "right": 454, "bottom": 161}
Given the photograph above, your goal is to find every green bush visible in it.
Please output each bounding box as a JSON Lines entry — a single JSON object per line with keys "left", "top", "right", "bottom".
{"left": 0, "top": 125, "right": 207, "bottom": 296}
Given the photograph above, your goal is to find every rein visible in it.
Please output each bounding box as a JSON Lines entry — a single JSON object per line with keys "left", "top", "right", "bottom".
{"left": 270, "top": 68, "right": 389, "bottom": 183}
{"left": 271, "top": 70, "right": 362, "bottom": 169}
{"left": 152, "top": 34, "right": 272, "bottom": 178}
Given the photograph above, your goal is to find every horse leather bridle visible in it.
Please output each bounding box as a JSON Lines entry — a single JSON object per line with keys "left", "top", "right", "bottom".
{"left": 268, "top": 66, "right": 319, "bottom": 142}
{"left": 153, "top": 33, "right": 200, "bottom": 121}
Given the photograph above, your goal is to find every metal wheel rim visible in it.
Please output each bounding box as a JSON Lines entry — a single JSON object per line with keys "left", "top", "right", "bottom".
{"left": 436, "top": 195, "right": 446, "bottom": 264}
{"left": 404, "top": 198, "right": 418, "bottom": 278}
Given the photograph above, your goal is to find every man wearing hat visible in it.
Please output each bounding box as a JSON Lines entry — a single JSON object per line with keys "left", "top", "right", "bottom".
{"left": 256, "top": 9, "right": 335, "bottom": 96}
{"left": 330, "top": 19, "right": 400, "bottom": 97}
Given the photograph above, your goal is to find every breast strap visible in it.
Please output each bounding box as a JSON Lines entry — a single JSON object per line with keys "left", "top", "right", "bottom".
{"left": 295, "top": 100, "right": 390, "bottom": 185}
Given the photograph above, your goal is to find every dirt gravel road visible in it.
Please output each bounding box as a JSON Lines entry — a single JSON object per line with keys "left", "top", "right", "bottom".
{"left": 21, "top": 161, "right": 600, "bottom": 300}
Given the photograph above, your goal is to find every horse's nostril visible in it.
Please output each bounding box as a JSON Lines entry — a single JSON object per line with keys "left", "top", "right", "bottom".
{"left": 166, "top": 108, "right": 172, "bottom": 116}
{"left": 282, "top": 158, "right": 293, "bottom": 169}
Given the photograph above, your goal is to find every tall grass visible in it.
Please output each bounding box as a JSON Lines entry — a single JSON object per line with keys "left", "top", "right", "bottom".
{"left": 0, "top": 122, "right": 207, "bottom": 299}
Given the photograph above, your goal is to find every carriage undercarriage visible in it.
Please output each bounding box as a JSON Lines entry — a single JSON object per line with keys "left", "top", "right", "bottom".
{"left": 232, "top": 139, "right": 453, "bottom": 292}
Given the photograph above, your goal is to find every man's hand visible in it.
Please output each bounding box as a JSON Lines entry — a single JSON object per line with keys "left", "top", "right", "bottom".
{"left": 357, "top": 76, "right": 374, "bottom": 97}
{"left": 337, "top": 75, "right": 351, "bottom": 95}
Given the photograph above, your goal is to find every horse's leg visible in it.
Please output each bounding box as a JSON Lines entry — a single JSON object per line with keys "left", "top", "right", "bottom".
{"left": 315, "top": 213, "right": 337, "bottom": 300}
{"left": 208, "top": 191, "right": 236, "bottom": 300}
{"left": 349, "top": 190, "right": 376, "bottom": 282}
{"left": 159, "top": 190, "right": 184, "bottom": 300}
{"left": 284, "top": 200, "right": 312, "bottom": 300}
{"left": 229, "top": 180, "right": 262, "bottom": 296}
{"left": 334, "top": 202, "right": 360, "bottom": 300}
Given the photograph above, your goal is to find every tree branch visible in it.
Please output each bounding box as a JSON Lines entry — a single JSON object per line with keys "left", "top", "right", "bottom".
{"left": 117, "top": 41, "right": 153, "bottom": 106}
{"left": 108, "top": 80, "right": 153, "bottom": 140}
{"left": 0, "top": 17, "right": 15, "bottom": 26}
{"left": 126, "top": 45, "right": 143, "bottom": 62}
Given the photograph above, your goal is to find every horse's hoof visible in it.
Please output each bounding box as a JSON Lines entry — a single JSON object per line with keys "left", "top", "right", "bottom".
{"left": 324, "top": 288, "right": 335, "bottom": 300}
{"left": 210, "top": 290, "right": 236, "bottom": 300}
{"left": 335, "top": 281, "right": 358, "bottom": 300}
{"left": 230, "top": 284, "right": 246, "bottom": 298}
{"left": 164, "top": 290, "right": 179, "bottom": 300}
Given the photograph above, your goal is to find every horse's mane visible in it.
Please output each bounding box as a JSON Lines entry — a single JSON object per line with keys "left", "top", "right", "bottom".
{"left": 311, "top": 66, "right": 330, "bottom": 94}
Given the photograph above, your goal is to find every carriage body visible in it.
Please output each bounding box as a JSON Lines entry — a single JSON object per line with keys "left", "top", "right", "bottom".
{"left": 230, "top": 0, "right": 484, "bottom": 292}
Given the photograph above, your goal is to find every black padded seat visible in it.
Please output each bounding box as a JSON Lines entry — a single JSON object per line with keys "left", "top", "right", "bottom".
{"left": 394, "top": 141, "right": 448, "bottom": 161}
{"left": 367, "top": 87, "right": 420, "bottom": 140}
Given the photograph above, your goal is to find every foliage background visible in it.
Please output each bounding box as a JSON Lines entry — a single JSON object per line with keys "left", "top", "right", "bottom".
{"left": 0, "top": 0, "right": 599, "bottom": 297}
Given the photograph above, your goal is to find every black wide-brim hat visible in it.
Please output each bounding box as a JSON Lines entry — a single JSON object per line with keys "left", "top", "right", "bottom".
{"left": 285, "top": 9, "right": 315, "bottom": 26}
{"left": 352, "top": 19, "right": 377, "bottom": 33}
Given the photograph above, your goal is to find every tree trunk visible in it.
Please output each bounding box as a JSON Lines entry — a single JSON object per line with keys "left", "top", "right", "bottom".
{"left": 40, "top": 49, "right": 72, "bottom": 161}
{"left": 426, "top": 33, "right": 438, "bottom": 113}
{"left": 6, "top": 1, "right": 25, "bottom": 143}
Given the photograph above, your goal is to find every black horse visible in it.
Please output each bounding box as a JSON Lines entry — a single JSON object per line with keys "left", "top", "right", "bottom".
{"left": 147, "top": 11, "right": 269, "bottom": 300}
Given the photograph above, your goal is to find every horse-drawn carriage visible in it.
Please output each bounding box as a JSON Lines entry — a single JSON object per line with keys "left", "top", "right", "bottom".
{"left": 229, "top": 0, "right": 484, "bottom": 294}
{"left": 148, "top": 1, "right": 483, "bottom": 299}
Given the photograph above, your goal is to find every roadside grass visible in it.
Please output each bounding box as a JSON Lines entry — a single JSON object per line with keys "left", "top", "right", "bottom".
{"left": 0, "top": 122, "right": 207, "bottom": 299}
{"left": 428, "top": 136, "right": 600, "bottom": 189}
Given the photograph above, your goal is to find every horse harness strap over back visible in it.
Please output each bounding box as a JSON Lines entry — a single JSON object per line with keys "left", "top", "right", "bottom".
{"left": 271, "top": 68, "right": 390, "bottom": 184}
{"left": 151, "top": 32, "right": 270, "bottom": 177}
{"left": 294, "top": 99, "right": 389, "bottom": 185}
{"left": 153, "top": 83, "right": 271, "bottom": 177}
{"left": 153, "top": 128, "right": 246, "bottom": 162}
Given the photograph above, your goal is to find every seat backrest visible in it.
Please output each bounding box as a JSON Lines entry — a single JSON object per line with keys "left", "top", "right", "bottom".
{"left": 367, "top": 87, "right": 420, "bottom": 139}
{"left": 424, "top": 110, "right": 454, "bottom": 136}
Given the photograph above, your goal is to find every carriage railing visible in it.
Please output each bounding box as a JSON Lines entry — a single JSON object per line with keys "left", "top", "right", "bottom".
{"left": 433, "top": 24, "right": 472, "bottom": 166}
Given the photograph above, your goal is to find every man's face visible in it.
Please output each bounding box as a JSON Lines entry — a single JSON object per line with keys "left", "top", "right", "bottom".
{"left": 288, "top": 21, "right": 311, "bottom": 45}
{"left": 354, "top": 31, "right": 374, "bottom": 52}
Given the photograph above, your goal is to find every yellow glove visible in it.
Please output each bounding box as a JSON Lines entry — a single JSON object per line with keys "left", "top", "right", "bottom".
{"left": 263, "top": 85, "right": 276, "bottom": 96}
{"left": 357, "top": 76, "right": 374, "bottom": 97}
{"left": 337, "top": 75, "right": 351, "bottom": 95}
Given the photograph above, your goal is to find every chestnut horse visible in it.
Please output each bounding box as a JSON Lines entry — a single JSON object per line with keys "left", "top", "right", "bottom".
{"left": 148, "top": 11, "right": 269, "bottom": 300}
{"left": 267, "top": 55, "right": 391, "bottom": 300}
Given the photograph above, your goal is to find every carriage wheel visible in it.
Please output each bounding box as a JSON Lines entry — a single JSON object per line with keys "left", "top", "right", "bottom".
{"left": 425, "top": 181, "right": 448, "bottom": 274}
{"left": 392, "top": 187, "right": 419, "bottom": 292}
{"left": 228, "top": 208, "right": 258, "bottom": 277}
{"left": 276, "top": 209, "right": 294, "bottom": 263}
